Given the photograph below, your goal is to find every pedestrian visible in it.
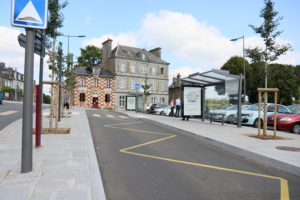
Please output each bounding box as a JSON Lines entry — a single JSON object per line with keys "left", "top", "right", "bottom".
{"left": 64, "top": 91, "right": 70, "bottom": 114}
{"left": 181, "top": 116, "right": 190, "bottom": 121}
{"left": 175, "top": 97, "right": 181, "bottom": 117}
{"left": 169, "top": 99, "right": 175, "bottom": 117}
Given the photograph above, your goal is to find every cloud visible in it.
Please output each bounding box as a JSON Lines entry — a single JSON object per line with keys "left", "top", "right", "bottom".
{"left": 83, "top": 33, "right": 138, "bottom": 49}
{"left": 0, "top": 26, "right": 52, "bottom": 94}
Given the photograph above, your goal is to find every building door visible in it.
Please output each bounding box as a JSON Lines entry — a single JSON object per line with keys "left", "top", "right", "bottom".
{"left": 92, "top": 97, "right": 98, "bottom": 108}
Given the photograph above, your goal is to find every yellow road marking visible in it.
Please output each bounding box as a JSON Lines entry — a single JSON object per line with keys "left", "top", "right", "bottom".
{"left": 104, "top": 121, "right": 290, "bottom": 200}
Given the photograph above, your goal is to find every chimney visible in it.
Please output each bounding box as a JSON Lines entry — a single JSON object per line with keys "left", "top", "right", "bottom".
{"left": 177, "top": 73, "right": 181, "bottom": 86}
{"left": 102, "top": 38, "right": 112, "bottom": 69}
{"left": 149, "top": 47, "right": 161, "bottom": 58}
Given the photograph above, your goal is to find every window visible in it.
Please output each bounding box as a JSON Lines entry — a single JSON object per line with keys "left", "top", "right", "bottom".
{"left": 151, "top": 97, "right": 156, "bottom": 104}
{"left": 152, "top": 66, "right": 157, "bottom": 75}
{"left": 106, "top": 79, "right": 110, "bottom": 88}
{"left": 140, "top": 65, "right": 147, "bottom": 74}
{"left": 160, "top": 97, "right": 165, "bottom": 104}
{"left": 119, "top": 96, "right": 125, "bottom": 106}
{"left": 105, "top": 94, "right": 110, "bottom": 103}
{"left": 142, "top": 53, "right": 145, "bottom": 60}
{"left": 93, "top": 78, "right": 98, "bottom": 87}
{"left": 130, "top": 63, "right": 135, "bottom": 73}
{"left": 129, "top": 79, "right": 135, "bottom": 89}
{"left": 80, "top": 77, "right": 85, "bottom": 86}
{"left": 160, "top": 68, "right": 164, "bottom": 75}
{"left": 118, "top": 78, "right": 125, "bottom": 88}
{"left": 160, "top": 81, "right": 165, "bottom": 91}
{"left": 79, "top": 93, "right": 85, "bottom": 102}
{"left": 151, "top": 80, "right": 156, "bottom": 91}
{"left": 119, "top": 62, "right": 126, "bottom": 72}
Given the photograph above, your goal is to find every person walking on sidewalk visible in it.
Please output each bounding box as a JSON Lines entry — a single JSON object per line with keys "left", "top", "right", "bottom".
{"left": 169, "top": 99, "right": 175, "bottom": 117}
{"left": 175, "top": 97, "right": 181, "bottom": 117}
{"left": 64, "top": 91, "right": 70, "bottom": 114}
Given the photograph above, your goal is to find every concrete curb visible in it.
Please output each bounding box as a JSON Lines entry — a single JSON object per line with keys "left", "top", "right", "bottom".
{"left": 82, "top": 109, "right": 106, "bottom": 200}
{"left": 128, "top": 115, "right": 300, "bottom": 177}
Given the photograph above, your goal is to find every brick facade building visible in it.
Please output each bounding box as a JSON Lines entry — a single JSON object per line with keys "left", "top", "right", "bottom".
{"left": 73, "top": 66, "right": 115, "bottom": 109}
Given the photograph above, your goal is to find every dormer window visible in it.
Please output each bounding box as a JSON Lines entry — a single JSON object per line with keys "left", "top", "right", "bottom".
{"left": 93, "top": 67, "right": 100, "bottom": 75}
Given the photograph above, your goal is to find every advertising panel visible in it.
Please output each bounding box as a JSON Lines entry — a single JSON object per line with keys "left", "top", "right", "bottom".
{"left": 183, "top": 86, "right": 201, "bottom": 116}
{"left": 126, "top": 96, "right": 136, "bottom": 110}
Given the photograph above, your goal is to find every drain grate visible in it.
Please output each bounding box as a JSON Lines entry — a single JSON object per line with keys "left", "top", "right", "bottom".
{"left": 276, "top": 146, "right": 300, "bottom": 152}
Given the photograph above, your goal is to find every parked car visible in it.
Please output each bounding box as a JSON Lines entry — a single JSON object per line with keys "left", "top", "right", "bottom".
{"left": 153, "top": 105, "right": 177, "bottom": 116}
{"left": 239, "top": 103, "right": 290, "bottom": 127}
{"left": 153, "top": 104, "right": 169, "bottom": 115}
{"left": 267, "top": 113, "right": 300, "bottom": 134}
{"left": 209, "top": 104, "right": 250, "bottom": 123}
{"left": 0, "top": 91, "right": 3, "bottom": 104}
{"left": 288, "top": 104, "right": 300, "bottom": 114}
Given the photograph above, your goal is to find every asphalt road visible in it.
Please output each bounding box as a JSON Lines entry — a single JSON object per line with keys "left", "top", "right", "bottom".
{"left": 0, "top": 101, "right": 23, "bottom": 131}
{"left": 87, "top": 109, "right": 300, "bottom": 200}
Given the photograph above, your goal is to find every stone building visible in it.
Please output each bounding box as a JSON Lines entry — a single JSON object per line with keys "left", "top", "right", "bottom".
{"left": 0, "top": 62, "right": 24, "bottom": 100}
{"left": 101, "top": 39, "right": 169, "bottom": 110}
{"left": 72, "top": 66, "right": 115, "bottom": 109}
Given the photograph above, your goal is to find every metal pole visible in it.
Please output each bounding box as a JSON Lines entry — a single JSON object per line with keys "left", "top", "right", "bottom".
{"left": 21, "top": 28, "right": 35, "bottom": 173}
{"left": 37, "top": 30, "right": 45, "bottom": 146}
{"left": 243, "top": 35, "right": 246, "bottom": 102}
{"left": 35, "top": 85, "right": 40, "bottom": 147}
{"left": 237, "top": 75, "right": 242, "bottom": 128}
{"left": 58, "top": 59, "right": 62, "bottom": 122}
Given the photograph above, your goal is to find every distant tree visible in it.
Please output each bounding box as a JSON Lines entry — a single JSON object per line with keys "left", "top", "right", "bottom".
{"left": 43, "top": 94, "right": 51, "bottom": 104}
{"left": 267, "top": 64, "right": 297, "bottom": 105}
{"left": 245, "top": 0, "right": 292, "bottom": 88}
{"left": 77, "top": 45, "right": 102, "bottom": 69}
{"left": 221, "top": 56, "right": 250, "bottom": 100}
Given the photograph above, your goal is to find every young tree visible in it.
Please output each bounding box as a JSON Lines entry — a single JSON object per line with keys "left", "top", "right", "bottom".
{"left": 141, "top": 74, "right": 152, "bottom": 112}
{"left": 245, "top": 0, "right": 292, "bottom": 88}
{"left": 77, "top": 45, "right": 102, "bottom": 69}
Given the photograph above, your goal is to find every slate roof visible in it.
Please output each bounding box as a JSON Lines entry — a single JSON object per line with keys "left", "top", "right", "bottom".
{"left": 72, "top": 67, "right": 114, "bottom": 78}
{"left": 110, "top": 45, "right": 169, "bottom": 65}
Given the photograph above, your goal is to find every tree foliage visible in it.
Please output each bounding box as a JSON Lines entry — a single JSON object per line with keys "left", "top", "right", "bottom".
{"left": 77, "top": 45, "right": 102, "bottom": 68}
{"left": 245, "top": 0, "right": 292, "bottom": 88}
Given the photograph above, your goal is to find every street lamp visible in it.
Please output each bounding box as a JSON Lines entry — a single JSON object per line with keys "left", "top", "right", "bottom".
{"left": 230, "top": 35, "right": 246, "bottom": 102}
{"left": 62, "top": 34, "right": 86, "bottom": 69}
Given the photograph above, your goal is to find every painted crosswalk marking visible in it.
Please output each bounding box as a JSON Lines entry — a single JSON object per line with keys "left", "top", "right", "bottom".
{"left": 119, "top": 115, "right": 128, "bottom": 119}
{"left": 93, "top": 114, "right": 101, "bottom": 117}
{"left": 106, "top": 115, "right": 115, "bottom": 118}
{"left": 0, "top": 111, "right": 18, "bottom": 115}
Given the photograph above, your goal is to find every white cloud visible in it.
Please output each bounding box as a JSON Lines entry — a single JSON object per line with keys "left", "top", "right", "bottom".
{"left": 0, "top": 26, "right": 52, "bottom": 94}
{"left": 169, "top": 66, "right": 198, "bottom": 80}
{"left": 83, "top": 33, "right": 138, "bottom": 49}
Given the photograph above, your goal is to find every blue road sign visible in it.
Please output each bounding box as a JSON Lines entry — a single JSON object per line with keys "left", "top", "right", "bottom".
{"left": 11, "top": 0, "right": 48, "bottom": 29}
{"left": 134, "top": 83, "right": 141, "bottom": 89}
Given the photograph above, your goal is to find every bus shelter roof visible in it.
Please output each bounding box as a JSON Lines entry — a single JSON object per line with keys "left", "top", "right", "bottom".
{"left": 181, "top": 69, "right": 241, "bottom": 87}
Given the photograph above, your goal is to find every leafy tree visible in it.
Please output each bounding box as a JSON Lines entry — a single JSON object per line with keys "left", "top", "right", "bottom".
{"left": 141, "top": 74, "right": 152, "bottom": 112}
{"left": 295, "top": 65, "right": 300, "bottom": 103}
{"left": 77, "top": 45, "right": 102, "bottom": 68}
{"left": 43, "top": 94, "right": 51, "bottom": 104}
{"left": 221, "top": 56, "right": 250, "bottom": 100}
{"left": 245, "top": 0, "right": 292, "bottom": 88}
{"left": 267, "top": 64, "right": 297, "bottom": 105}
{"left": 46, "top": 0, "right": 68, "bottom": 80}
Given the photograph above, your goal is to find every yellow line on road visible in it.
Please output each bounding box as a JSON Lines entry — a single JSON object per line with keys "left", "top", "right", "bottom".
{"left": 104, "top": 121, "right": 290, "bottom": 200}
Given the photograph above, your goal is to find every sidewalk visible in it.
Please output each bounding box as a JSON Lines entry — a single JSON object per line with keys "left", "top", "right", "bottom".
{"left": 121, "top": 111, "right": 300, "bottom": 176}
{"left": 0, "top": 107, "right": 105, "bottom": 200}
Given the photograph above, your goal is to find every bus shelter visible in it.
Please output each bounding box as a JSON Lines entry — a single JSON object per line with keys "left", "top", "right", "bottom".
{"left": 181, "top": 69, "right": 243, "bottom": 127}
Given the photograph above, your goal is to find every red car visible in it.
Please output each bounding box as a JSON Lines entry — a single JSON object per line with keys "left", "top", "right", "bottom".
{"left": 267, "top": 113, "right": 300, "bottom": 134}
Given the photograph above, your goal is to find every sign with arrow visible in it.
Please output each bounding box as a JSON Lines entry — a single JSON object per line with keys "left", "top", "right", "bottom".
{"left": 11, "top": 0, "right": 48, "bottom": 29}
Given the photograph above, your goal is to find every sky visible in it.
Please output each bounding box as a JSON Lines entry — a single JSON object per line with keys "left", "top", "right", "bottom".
{"left": 0, "top": 0, "right": 299, "bottom": 95}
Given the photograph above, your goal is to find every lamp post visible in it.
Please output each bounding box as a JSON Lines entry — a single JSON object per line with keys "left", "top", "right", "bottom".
{"left": 230, "top": 35, "right": 246, "bottom": 102}
{"left": 62, "top": 34, "right": 86, "bottom": 69}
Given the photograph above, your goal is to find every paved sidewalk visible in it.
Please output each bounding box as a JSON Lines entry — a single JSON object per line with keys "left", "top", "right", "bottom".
{"left": 0, "top": 107, "right": 105, "bottom": 200}
{"left": 121, "top": 111, "right": 300, "bottom": 176}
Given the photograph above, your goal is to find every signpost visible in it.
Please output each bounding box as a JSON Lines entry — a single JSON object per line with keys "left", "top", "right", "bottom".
{"left": 11, "top": 0, "right": 48, "bottom": 173}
